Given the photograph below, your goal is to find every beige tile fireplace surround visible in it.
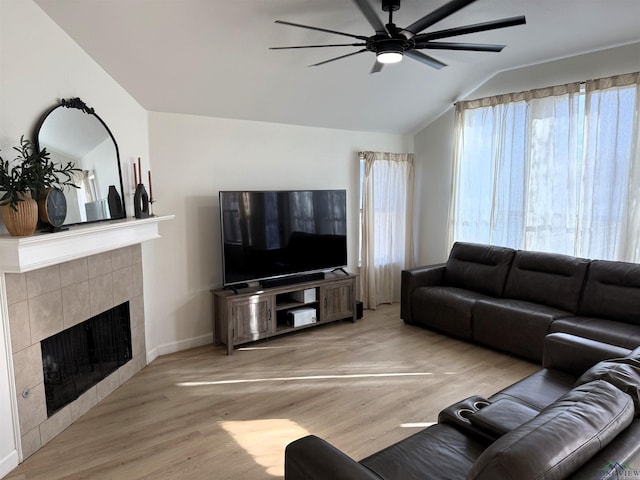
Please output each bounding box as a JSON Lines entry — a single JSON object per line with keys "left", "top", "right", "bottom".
{"left": 0, "top": 215, "right": 173, "bottom": 466}
{"left": 6, "top": 245, "right": 146, "bottom": 459}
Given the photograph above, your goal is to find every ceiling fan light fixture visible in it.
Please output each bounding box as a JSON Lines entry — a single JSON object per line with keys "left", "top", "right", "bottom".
{"left": 377, "top": 51, "right": 403, "bottom": 64}
{"left": 272, "top": 0, "right": 526, "bottom": 71}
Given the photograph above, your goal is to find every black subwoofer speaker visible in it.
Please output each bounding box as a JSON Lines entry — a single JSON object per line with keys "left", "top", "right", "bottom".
{"left": 355, "top": 300, "right": 363, "bottom": 319}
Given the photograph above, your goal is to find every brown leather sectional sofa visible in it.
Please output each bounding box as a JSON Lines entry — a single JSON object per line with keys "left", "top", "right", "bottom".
{"left": 285, "top": 333, "right": 640, "bottom": 479}
{"left": 401, "top": 242, "right": 640, "bottom": 362}
{"left": 284, "top": 243, "right": 640, "bottom": 479}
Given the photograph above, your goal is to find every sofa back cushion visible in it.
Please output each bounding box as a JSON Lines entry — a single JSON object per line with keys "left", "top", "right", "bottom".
{"left": 503, "top": 250, "right": 589, "bottom": 312}
{"left": 579, "top": 260, "right": 640, "bottom": 324}
{"left": 444, "top": 242, "right": 515, "bottom": 297}
{"left": 468, "top": 380, "right": 634, "bottom": 480}
{"left": 575, "top": 356, "right": 640, "bottom": 413}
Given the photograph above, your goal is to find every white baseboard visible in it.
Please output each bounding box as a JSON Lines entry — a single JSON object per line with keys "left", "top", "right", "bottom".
{"left": 146, "top": 346, "right": 159, "bottom": 365}
{"left": 0, "top": 450, "right": 19, "bottom": 479}
{"left": 157, "top": 333, "right": 213, "bottom": 356}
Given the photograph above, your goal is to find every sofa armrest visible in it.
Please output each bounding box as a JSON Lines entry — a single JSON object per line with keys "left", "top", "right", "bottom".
{"left": 285, "top": 435, "right": 383, "bottom": 480}
{"left": 401, "top": 264, "right": 446, "bottom": 324}
{"left": 543, "top": 332, "right": 631, "bottom": 376}
{"left": 469, "top": 398, "right": 539, "bottom": 437}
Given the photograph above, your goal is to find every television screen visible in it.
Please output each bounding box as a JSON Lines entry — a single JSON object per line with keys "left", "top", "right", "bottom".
{"left": 219, "top": 190, "right": 347, "bottom": 286}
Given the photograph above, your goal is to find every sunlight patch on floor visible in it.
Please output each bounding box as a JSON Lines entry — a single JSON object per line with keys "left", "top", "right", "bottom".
{"left": 177, "top": 372, "right": 435, "bottom": 387}
{"left": 400, "top": 422, "right": 436, "bottom": 428}
{"left": 220, "top": 419, "right": 310, "bottom": 477}
{"left": 237, "top": 345, "right": 293, "bottom": 351}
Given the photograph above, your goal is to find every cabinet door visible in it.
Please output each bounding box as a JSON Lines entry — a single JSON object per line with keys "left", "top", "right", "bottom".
{"left": 321, "top": 279, "right": 354, "bottom": 322}
{"left": 231, "top": 295, "right": 274, "bottom": 344}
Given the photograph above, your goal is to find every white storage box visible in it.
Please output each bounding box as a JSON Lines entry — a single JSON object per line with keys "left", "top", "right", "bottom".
{"left": 288, "top": 307, "right": 317, "bottom": 327}
{"left": 291, "top": 288, "right": 317, "bottom": 304}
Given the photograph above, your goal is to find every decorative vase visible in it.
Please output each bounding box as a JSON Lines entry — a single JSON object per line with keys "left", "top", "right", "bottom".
{"left": 133, "top": 183, "right": 149, "bottom": 219}
{"left": 107, "top": 185, "right": 124, "bottom": 219}
{"left": 1, "top": 192, "right": 39, "bottom": 236}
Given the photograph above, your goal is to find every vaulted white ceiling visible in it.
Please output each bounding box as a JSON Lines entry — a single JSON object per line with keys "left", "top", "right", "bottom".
{"left": 34, "top": 0, "right": 640, "bottom": 134}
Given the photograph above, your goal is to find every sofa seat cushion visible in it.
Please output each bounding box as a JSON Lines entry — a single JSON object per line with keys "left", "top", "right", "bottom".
{"left": 472, "top": 299, "right": 572, "bottom": 362}
{"left": 469, "top": 380, "right": 635, "bottom": 480}
{"left": 410, "top": 286, "right": 492, "bottom": 340}
{"left": 360, "top": 423, "right": 488, "bottom": 480}
{"left": 489, "top": 368, "right": 576, "bottom": 411}
{"left": 550, "top": 317, "right": 640, "bottom": 350}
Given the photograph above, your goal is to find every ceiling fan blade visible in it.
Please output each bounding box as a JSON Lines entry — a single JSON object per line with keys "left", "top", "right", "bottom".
{"left": 415, "top": 41, "right": 505, "bottom": 52}
{"left": 309, "top": 49, "right": 368, "bottom": 67}
{"left": 275, "top": 20, "right": 368, "bottom": 41}
{"left": 402, "top": 0, "right": 477, "bottom": 36}
{"left": 405, "top": 50, "right": 447, "bottom": 69}
{"left": 415, "top": 16, "right": 527, "bottom": 41}
{"left": 352, "top": 0, "right": 387, "bottom": 34}
{"left": 370, "top": 61, "right": 384, "bottom": 74}
{"left": 271, "top": 43, "right": 367, "bottom": 50}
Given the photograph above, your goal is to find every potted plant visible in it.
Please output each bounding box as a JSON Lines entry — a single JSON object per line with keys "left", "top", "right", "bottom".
{"left": 0, "top": 136, "right": 79, "bottom": 236}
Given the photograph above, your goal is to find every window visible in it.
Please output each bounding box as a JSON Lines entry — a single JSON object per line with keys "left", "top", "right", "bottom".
{"left": 450, "top": 73, "right": 640, "bottom": 262}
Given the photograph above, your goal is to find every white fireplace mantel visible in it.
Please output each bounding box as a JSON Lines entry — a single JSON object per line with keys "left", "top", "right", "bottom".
{"left": 0, "top": 215, "right": 174, "bottom": 273}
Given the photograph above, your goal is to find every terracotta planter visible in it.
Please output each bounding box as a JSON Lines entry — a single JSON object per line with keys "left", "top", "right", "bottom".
{"left": 1, "top": 193, "right": 39, "bottom": 236}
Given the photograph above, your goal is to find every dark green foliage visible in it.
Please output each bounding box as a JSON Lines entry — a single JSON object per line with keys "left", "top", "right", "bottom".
{"left": 0, "top": 136, "right": 80, "bottom": 211}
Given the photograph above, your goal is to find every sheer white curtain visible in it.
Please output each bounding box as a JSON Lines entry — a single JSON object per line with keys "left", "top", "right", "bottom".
{"left": 578, "top": 74, "right": 640, "bottom": 261}
{"left": 360, "top": 151, "right": 415, "bottom": 309}
{"left": 450, "top": 72, "right": 640, "bottom": 263}
{"left": 449, "top": 94, "right": 532, "bottom": 247}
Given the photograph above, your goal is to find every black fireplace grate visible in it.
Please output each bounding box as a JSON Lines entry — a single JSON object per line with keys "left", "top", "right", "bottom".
{"left": 41, "top": 302, "right": 132, "bottom": 417}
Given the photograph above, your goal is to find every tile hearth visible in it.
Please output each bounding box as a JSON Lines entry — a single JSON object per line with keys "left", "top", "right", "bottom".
{"left": 6, "top": 244, "right": 146, "bottom": 459}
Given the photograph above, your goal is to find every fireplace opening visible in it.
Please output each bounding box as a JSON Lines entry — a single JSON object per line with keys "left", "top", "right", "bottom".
{"left": 41, "top": 301, "right": 132, "bottom": 416}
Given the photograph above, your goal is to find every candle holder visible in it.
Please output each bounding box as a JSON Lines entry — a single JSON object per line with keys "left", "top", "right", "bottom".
{"left": 133, "top": 183, "right": 150, "bottom": 219}
{"left": 149, "top": 199, "right": 156, "bottom": 217}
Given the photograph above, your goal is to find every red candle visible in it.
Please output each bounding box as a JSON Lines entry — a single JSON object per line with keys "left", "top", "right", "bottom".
{"left": 137, "top": 157, "right": 142, "bottom": 185}
{"left": 133, "top": 163, "right": 137, "bottom": 186}
{"left": 148, "top": 170, "right": 153, "bottom": 201}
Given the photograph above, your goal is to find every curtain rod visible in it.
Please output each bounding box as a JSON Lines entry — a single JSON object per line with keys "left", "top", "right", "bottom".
{"left": 454, "top": 72, "right": 639, "bottom": 106}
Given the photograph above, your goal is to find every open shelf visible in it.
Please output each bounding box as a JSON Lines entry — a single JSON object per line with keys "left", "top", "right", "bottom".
{"left": 275, "top": 320, "right": 325, "bottom": 335}
{"left": 275, "top": 300, "right": 307, "bottom": 311}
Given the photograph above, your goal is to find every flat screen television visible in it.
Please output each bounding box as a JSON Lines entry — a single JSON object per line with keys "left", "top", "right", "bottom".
{"left": 219, "top": 190, "right": 347, "bottom": 287}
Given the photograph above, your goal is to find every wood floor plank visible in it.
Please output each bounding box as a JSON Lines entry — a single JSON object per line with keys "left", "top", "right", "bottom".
{"left": 6, "top": 304, "right": 538, "bottom": 479}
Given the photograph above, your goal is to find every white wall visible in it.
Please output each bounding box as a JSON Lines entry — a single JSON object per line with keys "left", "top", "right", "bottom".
{"left": 414, "top": 42, "right": 640, "bottom": 266}
{"left": 0, "top": 0, "right": 14, "bottom": 472}
{"left": 0, "top": 6, "right": 412, "bottom": 467}
{"left": 413, "top": 108, "right": 455, "bottom": 265}
{"left": 0, "top": 0, "right": 149, "bottom": 474}
{"left": 148, "top": 112, "right": 412, "bottom": 354}
{"left": 0, "top": 3, "right": 149, "bottom": 175}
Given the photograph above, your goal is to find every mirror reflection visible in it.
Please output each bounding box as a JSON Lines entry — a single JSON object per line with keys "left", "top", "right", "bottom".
{"left": 35, "top": 98, "right": 125, "bottom": 225}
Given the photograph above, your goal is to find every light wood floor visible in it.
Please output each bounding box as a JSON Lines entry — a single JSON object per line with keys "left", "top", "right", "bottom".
{"left": 6, "top": 304, "right": 538, "bottom": 480}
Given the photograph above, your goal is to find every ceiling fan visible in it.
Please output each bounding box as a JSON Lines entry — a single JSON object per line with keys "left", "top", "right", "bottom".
{"left": 270, "top": 0, "right": 526, "bottom": 73}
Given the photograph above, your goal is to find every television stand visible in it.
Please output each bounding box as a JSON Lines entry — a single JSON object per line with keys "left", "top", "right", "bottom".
{"left": 212, "top": 273, "right": 358, "bottom": 355}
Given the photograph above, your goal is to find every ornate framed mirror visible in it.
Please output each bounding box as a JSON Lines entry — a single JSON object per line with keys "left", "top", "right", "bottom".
{"left": 35, "top": 98, "right": 126, "bottom": 226}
